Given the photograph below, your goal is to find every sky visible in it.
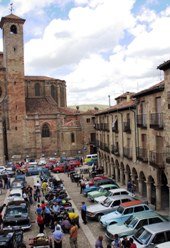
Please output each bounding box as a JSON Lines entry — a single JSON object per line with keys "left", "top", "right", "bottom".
{"left": 0, "top": 0, "right": 170, "bottom": 106}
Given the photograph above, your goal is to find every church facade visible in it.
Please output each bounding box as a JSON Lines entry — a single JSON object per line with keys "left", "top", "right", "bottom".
{"left": 0, "top": 13, "right": 97, "bottom": 163}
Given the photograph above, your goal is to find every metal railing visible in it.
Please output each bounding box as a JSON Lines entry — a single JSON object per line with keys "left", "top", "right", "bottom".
{"left": 149, "top": 151, "right": 165, "bottom": 168}
{"left": 136, "top": 147, "right": 148, "bottom": 162}
{"left": 137, "top": 114, "right": 147, "bottom": 128}
{"left": 150, "top": 113, "right": 164, "bottom": 129}
{"left": 123, "top": 121, "right": 131, "bottom": 133}
{"left": 123, "top": 147, "right": 132, "bottom": 159}
{"left": 111, "top": 145, "right": 119, "bottom": 156}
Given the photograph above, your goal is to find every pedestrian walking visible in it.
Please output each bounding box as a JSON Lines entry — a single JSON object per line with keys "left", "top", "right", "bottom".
{"left": 111, "top": 234, "right": 121, "bottom": 248}
{"left": 37, "top": 214, "right": 45, "bottom": 233}
{"left": 69, "top": 222, "right": 78, "bottom": 248}
{"left": 53, "top": 226, "right": 64, "bottom": 248}
{"left": 81, "top": 201, "right": 87, "bottom": 224}
{"left": 95, "top": 235, "right": 104, "bottom": 248}
{"left": 129, "top": 237, "right": 137, "bottom": 248}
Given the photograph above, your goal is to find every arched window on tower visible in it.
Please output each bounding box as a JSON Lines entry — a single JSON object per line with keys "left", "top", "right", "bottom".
{"left": 51, "top": 85, "right": 57, "bottom": 101}
{"left": 10, "top": 25, "right": 17, "bottom": 34}
{"left": 42, "top": 123, "right": 50, "bottom": 137}
{"left": 35, "top": 83, "right": 40, "bottom": 96}
{"left": 71, "top": 133, "right": 75, "bottom": 143}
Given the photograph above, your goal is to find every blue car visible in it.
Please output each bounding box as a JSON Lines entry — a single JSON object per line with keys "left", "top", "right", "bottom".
{"left": 83, "top": 186, "right": 99, "bottom": 197}
{"left": 26, "top": 165, "right": 39, "bottom": 176}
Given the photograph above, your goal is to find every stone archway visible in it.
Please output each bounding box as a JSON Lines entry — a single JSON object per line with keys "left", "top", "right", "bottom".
{"left": 107, "top": 156, "right": 111, "bottom": 176}
{"left": 147, "top": 175, "right": 156, "bottom": 206}
{"left": 131, "top": 167, "right": 138, "bottom": 193}
{"left": 139, "top": 171, "right": 147, "bottom": 197}
{"left": 125, "top": 164, "right": 131, "bottom": 187}
{"left": 115, "top": 160, "right": 120, "bottom": 183}
{"left": 120, "top": 162, "right": 125, "bottom": 185}
{"left": 160, "top": 171, "right": 169, "bottom": 210}
{"left": 111, "top": 157, "right": 115, "bottom": 179}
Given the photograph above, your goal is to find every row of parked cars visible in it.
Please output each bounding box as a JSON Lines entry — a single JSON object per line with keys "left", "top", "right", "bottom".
{"left": 81, "top": 174, "right": 170, "bottom": 248}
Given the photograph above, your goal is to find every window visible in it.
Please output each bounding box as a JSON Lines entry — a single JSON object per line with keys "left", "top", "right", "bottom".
{"left": 86, "top": 118, "right": 90, "bottom": 123}
{"left": 10, "top": 25, "right": 17, "bottom": 34}
{"left": 112, "top": 200, "right": 120, "bottom": 207}
{"left": 152, "top": 232, "right": 166, "bottom": 244}
{"left": 35, "top": 83, "right": 40, "bottom": 96}
{"left": 42, "top": 124, "right": 50, "bottom": 137}
{"left": 51, "top": 85, "right": 56, "bottom": 100}
{"left": 136, "top": 219, "right": 148, "bottom": 229}
{"left": 134, "top": 206, "right": 144, "bottom": 213}
{"left": 149, "top": 217, "right": 163, "bottom": 224}
{"left": 124, "top": 208, "right": 133, "bottom": 214}
{"left": 71, "top": 133, "right": 75, "bottom": 143}
{"left": 121, "top": 191, "right": 128, "bottom": 195}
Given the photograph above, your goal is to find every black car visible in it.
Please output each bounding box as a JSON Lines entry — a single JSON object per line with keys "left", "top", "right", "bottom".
{"left": 94, "top": 178, "right": 118, "bottom": 187}
{"left": 0, "top": 228, "right": 25, "bottom": 248}
{"left": 3, "top": 199, "right": 31, "bottom": 231}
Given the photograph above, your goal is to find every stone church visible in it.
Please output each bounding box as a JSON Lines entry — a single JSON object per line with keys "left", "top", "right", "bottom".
{"left": 0, "top": 13, "right": 97, "bottom": 163}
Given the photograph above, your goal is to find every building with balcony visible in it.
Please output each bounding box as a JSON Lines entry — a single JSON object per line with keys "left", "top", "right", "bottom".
{"left": 95, "top": 61, "right": 170, "bottom": 213}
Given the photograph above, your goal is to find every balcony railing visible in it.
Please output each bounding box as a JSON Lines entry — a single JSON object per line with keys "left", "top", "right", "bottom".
{"left": 103, "top": 144, "right": 110, "bottom": 153}
{"left": 136, "top": 147, "right": 148, "bottom": 162}
{"left": 123, "top": 147, "right": 132, "bottom": 159}
{"left": 150, "top": 113, "right": 164, "bottom": 129}
{"left": 95, "top": 124, "right": 100, "bottom": 130}
{"left": 137, "top": 114, "right": 147, "bottom": 128}
{"left": 103, "top": 123, "right": 109, "bottom": 132}
{"left": 123, "top": 121, "right": 131, "bottom": 133}
{"left": 111, "top": 145, "right": 119, "bottom": 156}
{"left": 112, "top": 121, "right": 118, "bottom": 133}
{"left": 149, "top": 151, "right": 165, "bottom": 168}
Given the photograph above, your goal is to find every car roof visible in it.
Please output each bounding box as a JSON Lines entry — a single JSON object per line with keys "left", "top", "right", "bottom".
{"left": 142, "top": 222, "right": 170, "bottom": 233}
{"left": 109, "top": 188, "right": 129, "bottom": 193}
{"left": 100, "top": 184, "right": 117, "bottom": 188}
{"left": 107, "top": 195, "right": 133, "bottom": 201}
{"left": 127, "top": 211, "right": 165, "bottom": 220}
{"left": 9, "top": 188, "right": 22, "bottom": 194}
{"left": 155, "top": 242, "right": 170, "bottom": 248}
{"left": 120, "top": 200, "right": 142, "bottom": 207}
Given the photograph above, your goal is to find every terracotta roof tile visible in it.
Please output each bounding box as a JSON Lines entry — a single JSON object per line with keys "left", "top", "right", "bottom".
{"left": 58, "top": 107, "right": 78, "bottom": 115}
{"left": 25, "top": 75, "right": 63, "bottom": 81}
{"left": 134, "top": 81, "right": 164, "bottom": 98}
{"left": 115, "top": 92, "right": 135, "bottom": 100}
{"left": 26, "top": 97, "right": 59, "bottom": 115}
{"left": 96, "top": 99, "right": 135, "bottom": 115}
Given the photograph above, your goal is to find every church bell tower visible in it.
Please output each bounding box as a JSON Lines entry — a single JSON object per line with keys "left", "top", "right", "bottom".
{"left": 0, "top": 13, "right": 26, "bottom": 159}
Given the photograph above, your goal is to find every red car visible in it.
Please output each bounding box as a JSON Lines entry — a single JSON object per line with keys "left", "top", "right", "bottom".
{"left": 45, "top": 163, "right": 55, "bottom": 170}
{"left": 68, "top": 159, "right": 81, "bottom": 167}
{"left": 52, "top": 164, "right": 74, "bottom": 173}
{"left": 88, "top": 176, "right": 108, "bottom": 186}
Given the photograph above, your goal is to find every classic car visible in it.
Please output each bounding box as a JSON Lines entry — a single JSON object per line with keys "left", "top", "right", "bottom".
{"left": 87, "top": 184, "right": 119, "bottom": 202}
{"left": 100, "top": 200, "right": 153, "bottom": 228}
{"left": 83, "top": 185, "right": 100, "bottom": 197}
{"left": 86, "top": 195, "right": 133, "bottom": 220}
{"left": 26, "top": 165, "right": 39, "bottom": 176}
{"left": 0, "top": 228, "right": 25, "bottom": 248}
{"left": 3, "top": 199, "right": 31, "bottom": 230}
{"left": 7, "top": 189, "right": 23, "bottom": 202}
{"left": 105, "top": 212, "right": 167, "bottom": 242}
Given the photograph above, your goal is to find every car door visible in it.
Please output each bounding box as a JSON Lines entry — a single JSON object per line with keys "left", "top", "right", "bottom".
{"left": 135, "top": 219, "right": 148, "bottom": 231}
{"left": 151, "top": 232, "right": 166, "bottom": 246}
{"left": 111, "top": 200, "right": 121, "bottom": 210}
{"left": 134, "top": 205, "right": 145, "bottom": 213}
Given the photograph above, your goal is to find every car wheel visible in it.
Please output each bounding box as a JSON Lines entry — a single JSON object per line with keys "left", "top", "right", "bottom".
{"left": 97, "top": 214, "right": 103, "bottom": 221}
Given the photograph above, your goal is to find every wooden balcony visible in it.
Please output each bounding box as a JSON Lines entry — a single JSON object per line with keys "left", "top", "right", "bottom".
{"left": 149, "top": 151, "right": 165, "bottom": 169}
{"left": 136, "top": 147, "right": 148, "bottom": 163}
{"left": 150, "top": 113, "right": 164, "bottom": 130}
{"left": 123, "top": 147, "right": 132, "bottom": 160}
{"left": 137, "top": 114, "right": 147, "bottom": 128}
{"left": 123, "top": 121, "right": 131, "bottom": 133}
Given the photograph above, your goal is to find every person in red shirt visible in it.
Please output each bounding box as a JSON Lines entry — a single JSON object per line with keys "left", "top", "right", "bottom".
{"left": 37, "top": 214, "right": 44, "bottom": 233}
{"left": 129, "top": 238, "right": 137, "bottom": 248}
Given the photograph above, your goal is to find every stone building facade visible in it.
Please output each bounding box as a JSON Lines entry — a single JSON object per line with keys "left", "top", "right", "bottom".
{"left": 0, "top": 13, "right": 97, "bottom": 163}
{"left": 95, "top": 61, "right": 170, "bottom": 213}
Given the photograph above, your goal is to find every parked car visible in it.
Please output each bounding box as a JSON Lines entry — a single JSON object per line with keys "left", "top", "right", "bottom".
{"left": 14, "top": 174, "right": 26, "bottom": 182}
{"left": 132, "top": 222, "right": 170, "bottom": 248}
{"left": 100, "top": 200, "right": 153, "bottom": 228}
{"left": 52, "top": 164, "right": 74, "bottom": 173}
{"left": 86, "top": 195, "right": 133, "bottom": 220}
{"left": 0, "top": 166, "right": 6, "bottom": 173}
{"left": 0, "top": 168, "right": 15, "bottom": 177}
{"left": 26, "top": 165, "right": 39, "bottom": 176}
{"left": 7, "top": 189, "right": 23, "bottom": 202}
{"left": 83, "top": 185, "right": 100, "bottom": 197}
{"left": 0, "top": 228, "right": 25, "bottom": 248}
{"left": 94, "top": 188, "right": 134, "bottom": 203}
{"left": 155, "top": 242, "right": 170, "bottom": 248}
{"left": 87, "top": 184, "right": 119, "bottom": 202}
{"left": 11, "top": 180, "right": 25, "bottom": 189}
{"left": 38, "top": 157, "right": 46, "bottom": 166}
{"left": 67, "top": 157, "right": 81, "bottom": 167}
{"left": 105, "top": 212, "right": 167, "bottom": 242}
{"left": 88, "top": 176, "right": 109, "bottom": 186}
{"left": 3, "top": 198, "right": 31, "bottom": 230}
{"left": 94, "top": 178, "right": 118, "bottom": 187}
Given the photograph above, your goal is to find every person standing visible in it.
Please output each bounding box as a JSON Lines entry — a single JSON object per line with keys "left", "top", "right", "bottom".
{"left": 53, "top": 226, "right": 64, "bottom": 248}
{"left": 69, "top": 222, "right": 78, "bottom": 248}
{"left": 129, "top": 237, "right": 137, "bottom": 248}
{"left": 36, "top": 214, "right": 44, "bottom": 233}
{"left": 111, "top": 234, "right": 121, "bottom": 248}
{"left": 0, "top": 179, "right": 3, "bottom": 194}
{"left": 81, "top": 202, "right": 87, "bottom": 224}
{"left": 95, "top": 235, "right": 103, "bottom": 248}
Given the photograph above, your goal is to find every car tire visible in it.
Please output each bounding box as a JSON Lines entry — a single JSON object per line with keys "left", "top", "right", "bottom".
{"left": 97, "top": 214, "right": 103, "bottom": 221}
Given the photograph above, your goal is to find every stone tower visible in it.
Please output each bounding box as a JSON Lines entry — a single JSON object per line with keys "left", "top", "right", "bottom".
{"left": 0, "top": 14, "right": 26, "bottom": 159}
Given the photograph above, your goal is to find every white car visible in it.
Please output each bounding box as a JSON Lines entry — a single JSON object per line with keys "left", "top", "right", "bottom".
{"left": 38, "top": 158, "right": 46, "bottom": 165}
{"left": 155, "top": 242, "right": 170, "bottom": 248}
{"left": 7, "top": 189, "right": 23, "bottom": 202}
{"left": 0, "top": 166, "right": 6, "bottom": 173}
{"left": 94, "top": 188, "right": 134, "bottom": 203}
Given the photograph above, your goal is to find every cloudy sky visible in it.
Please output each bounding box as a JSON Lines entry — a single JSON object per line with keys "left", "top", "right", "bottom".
{"left": 0, "top": 0, "right": 170, "bottom": 106}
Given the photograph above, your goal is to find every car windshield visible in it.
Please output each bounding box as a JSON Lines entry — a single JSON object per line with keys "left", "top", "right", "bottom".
{"left": 117, "top": 206, "right": 124, "bottom": 214}
{"left": 127, "top": 217, "right": 138, "bottom": 228}
{"left": 9, "top": 193, "right": 21, "bottom": 197}
{"left": 6, "top": 206, "right": 27, "bottom": 216}
{"left": 134, "top": 227, "right": 152, "bottom": 245}
{"left": 124, "top": 215, "right": 133, "bottom": 225}
{"left": 102, "top": 198, "right": 112, "bottom": 207}
{"left": 99, "top": 188, "right": 104, "bottom": 192}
